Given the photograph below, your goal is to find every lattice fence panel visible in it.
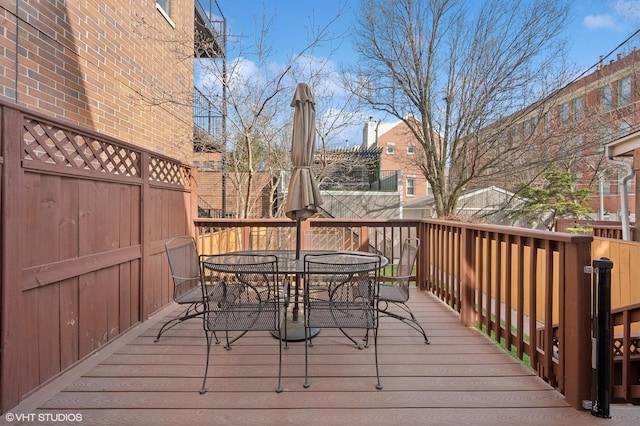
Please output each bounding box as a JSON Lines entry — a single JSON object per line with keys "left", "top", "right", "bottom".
{"left": 22, "top": 117, "right": 140, "bottom": 177}
{"left": 149, "top": 155, "right": 192, "bottom": 187}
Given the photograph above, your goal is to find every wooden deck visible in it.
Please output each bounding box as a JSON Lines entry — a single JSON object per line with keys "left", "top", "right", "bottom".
{"left": 10, "top": 290, "right": 640, "bottom": 425}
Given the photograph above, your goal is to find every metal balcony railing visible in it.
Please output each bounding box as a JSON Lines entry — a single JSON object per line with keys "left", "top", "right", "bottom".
{"left": 319, "top": 170, "right": 399, "bottom": 191}
{"left": 193, "top": 87, "right": 224, "bottom": 153}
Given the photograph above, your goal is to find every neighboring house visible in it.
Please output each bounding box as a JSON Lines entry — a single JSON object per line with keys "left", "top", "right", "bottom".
{"left": 470, "top": 49, "right": 640, "bottom": 221}
{"left": 0, "top": 0, "right": 223, "bottom": 163}
{"left": 362, "top": 118, "right": 430, "bottom": 203}
{"left": 403, "top": 186, "right": 537, "bottom": 228}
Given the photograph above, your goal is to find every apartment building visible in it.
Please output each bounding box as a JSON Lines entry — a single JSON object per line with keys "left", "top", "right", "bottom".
{"left": 0, "top": 0, "right": 223, "bottom": 162}
{"left": 477, "top": 49, "right": 640, "bottom": 222}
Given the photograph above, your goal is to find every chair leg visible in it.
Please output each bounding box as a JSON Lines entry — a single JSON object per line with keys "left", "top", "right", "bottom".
{"left": 155, "top": 303, "right": 220, "bottom": 344}
{"left": 276, "top": 327, "right": 284, "bottom": 393}
{"left": 200, "top": 330, "right": 214, "bottom": 394}
{"left": 339, "top": 328, "right": 364, "bottom": 349}
{"left": 379, "top": 301, "right": 430, "bottom": 344}
{"left": 154, "top": 303, "right": 202, "bottom": 342}
{"left": 374, "top": 324, "right": 382, "bottom": 390}
{"left": 303, "top": 321, "right": 310, "bottom": 388}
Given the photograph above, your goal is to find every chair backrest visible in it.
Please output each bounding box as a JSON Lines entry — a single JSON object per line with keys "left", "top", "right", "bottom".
{"left": 395, "top": 238, "right": 420, "bottom": 283}
{"left": 200, "top": 253, "right": 281, "bottom": 331}
{"left": 165, "top": 236, "right": 202, "bottom": 302}
{"left": 303, "top": 252, "right": 381, "bottom": 329}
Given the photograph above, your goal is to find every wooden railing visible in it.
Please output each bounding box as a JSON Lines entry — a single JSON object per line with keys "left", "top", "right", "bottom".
{"left": 611, "top": 303, "right": 640, "bottom": 403}
{"left": 556, "top": 218, "right": 637, "bottom": 240}
{"left": 195, "top": 218, "right": 419, "bottom": 262}
{"left": 194, "top": 217, "right": 597, "bottom": 409}
{"left": 419, "top": 220, "right": 594, "bottom": 409}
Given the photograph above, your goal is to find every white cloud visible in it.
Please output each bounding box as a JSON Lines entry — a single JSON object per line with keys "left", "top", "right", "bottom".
{"left": 583, "top": 14, "right": 616, "bottom": 30}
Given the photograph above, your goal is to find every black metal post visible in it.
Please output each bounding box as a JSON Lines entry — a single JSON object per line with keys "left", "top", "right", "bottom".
{"left": 591, "top": 257, "right": 613, "bottom": 419}
{"left": 292, "top": 219, "right": 301, "bottom": 322}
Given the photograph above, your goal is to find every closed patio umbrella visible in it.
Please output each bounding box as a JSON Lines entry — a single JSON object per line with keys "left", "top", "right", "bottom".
{"left": 285, "top": 82, "right": 323, "bottom": 226}
{"left": 283, "top": 82, "right": 323, "bottom": 339}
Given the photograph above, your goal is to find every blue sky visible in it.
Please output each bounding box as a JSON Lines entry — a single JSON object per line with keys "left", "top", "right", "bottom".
{"left": 201, "top": 0, "right": 640, "bottom": 146}
{"left": 212, "top": 0, "right": 640, "bottom": 72}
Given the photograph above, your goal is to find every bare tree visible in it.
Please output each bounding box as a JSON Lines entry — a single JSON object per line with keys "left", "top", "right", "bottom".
{"left": 348, "top": 0, "right": 572, "bottom": 217}
{"left": 197, "top": 6, "right": 349, "bottom": 218}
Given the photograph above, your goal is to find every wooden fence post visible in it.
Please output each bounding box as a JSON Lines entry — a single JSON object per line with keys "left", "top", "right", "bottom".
{"left": 1, "top": 107, "right": 24, "bottom": 412}
{"left": 140, "top": 152, "right": 150, "bottom": 320}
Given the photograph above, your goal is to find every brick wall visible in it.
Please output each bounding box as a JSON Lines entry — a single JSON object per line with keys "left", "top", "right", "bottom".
{"left": 377, "top": 120, "right": 429, "bottom": 202}
{"left": 0, "top": 0, "right": 195, "bottom": 161}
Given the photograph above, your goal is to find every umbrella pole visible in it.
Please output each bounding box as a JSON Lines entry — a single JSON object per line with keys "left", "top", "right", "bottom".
{"left": 273, "top": 218, "right": 316, "bottom": 341}
{"left": 292, "top": 218, "right": 302, "bottom": 322}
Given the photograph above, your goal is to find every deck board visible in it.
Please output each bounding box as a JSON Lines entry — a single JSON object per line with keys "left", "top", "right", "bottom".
{"left": 10, "top": 290, "right": 640, "bottom": 425}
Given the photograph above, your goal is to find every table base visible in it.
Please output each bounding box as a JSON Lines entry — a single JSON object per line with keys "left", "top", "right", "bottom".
{"left": 271, "top": 318, "right": 319, "bottom": 341}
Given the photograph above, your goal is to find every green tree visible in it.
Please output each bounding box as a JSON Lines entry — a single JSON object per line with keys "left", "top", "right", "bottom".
{"left": 510, "top": 165, "right": 595, "bottom": 231}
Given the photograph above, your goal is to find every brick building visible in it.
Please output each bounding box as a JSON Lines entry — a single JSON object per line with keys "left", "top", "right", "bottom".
{"left": 362, "top": 118, "right": 429, "bottom": 204}
{"left": 0, "top": 0, "right": 222, "bottom": 162}
{"left": 474, "top": 49, "right": 640, "bottom": 222}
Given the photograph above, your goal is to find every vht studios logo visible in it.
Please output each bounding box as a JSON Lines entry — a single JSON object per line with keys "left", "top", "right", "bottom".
{"left": 5, "top": 412, "right": 83, "bottom": 422}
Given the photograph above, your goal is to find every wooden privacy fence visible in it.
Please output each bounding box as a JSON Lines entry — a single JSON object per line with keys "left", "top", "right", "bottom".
{"left": 0, "top": 101, "right": 196, "bottom": 413}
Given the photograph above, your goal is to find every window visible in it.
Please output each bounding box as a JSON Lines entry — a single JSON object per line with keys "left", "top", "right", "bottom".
{"left": 386, "top": 143, "right": 395, "bottom": 155}
{"left": 157, "top": 0, "right": 170, "bottom": 14}
{"left": 512, "top": 125, "right": 519, "bottom": 143}
{"left": 560, "top": 103, "right": 569, "bottom": 123}
{"left": 407, "top": 144, "right": 415, "bottom": 155}
{"left": 573, "top": 135, "right": 583, "bottom": 157}
{"left": 599, "top": 127, "right": 612, "bottom": 145}
{"left": 523, "top": 120, "right": 531, "bottom": 137}
{"left": 156, "top": 0, "right": 175, "bottom": 27}
{"left": 544, "top": 112, "right": 551, "bottom": 133}
{"left": 531, "top": 116, "right": 539, "bottom": 132}
{"left": 406, "top": 177, "right": 416, "bottom": 196}
{"left": 618, "top": 76, "right": 631, "bottom": 107}
{"left": 619, "top": 120, "right": 632, "bottom": 138}
{"left": 618, "top": 168, "right": 632, "bottom": 191}
{"left": 573, "top": 97, "right": 583, "bottom": 121}
{"left": 601, "top": 85, "right": 613, "bottom": 112}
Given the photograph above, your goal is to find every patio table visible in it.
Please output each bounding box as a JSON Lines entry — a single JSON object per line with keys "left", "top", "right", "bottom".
{"left": 202, "top": 250, "right": 388, "bottom": 341}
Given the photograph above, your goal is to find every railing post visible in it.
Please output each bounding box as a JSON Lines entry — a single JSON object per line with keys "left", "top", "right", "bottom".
{"left": 591, "top": 257, "right": 613, "bottom": 419}
{"left": 460, "top": 226, "right": 475, "bottom": 326}
{"left": 417, "top": 221, "right": 427, "bottom": 290}
{"left": 562, "top": 237, "right": 593, "bottom": 410}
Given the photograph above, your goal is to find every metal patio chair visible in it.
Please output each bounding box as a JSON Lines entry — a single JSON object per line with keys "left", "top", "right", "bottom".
{"left": 302, "top": 252, "right": 383, "bottom": 390}
{"left": 155, "top": 236, "right": 217, "bottom": 342}
{"left": 199, "top": 253, "right": 285, "bottom": 394}
{"left": 376, "top": 237, "right": 429, "bottom": 344}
